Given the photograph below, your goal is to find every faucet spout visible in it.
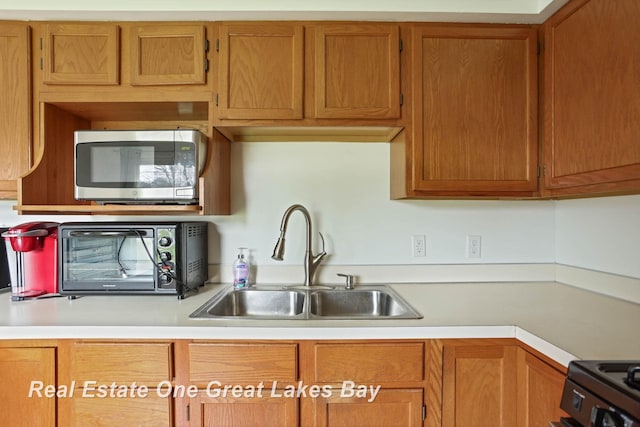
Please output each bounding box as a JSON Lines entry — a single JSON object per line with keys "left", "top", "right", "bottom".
{"left": 271, "top": 204, "right": 327, "bottom": 286}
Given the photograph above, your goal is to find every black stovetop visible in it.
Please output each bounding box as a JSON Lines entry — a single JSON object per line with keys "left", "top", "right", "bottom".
{"left": 568, "top": 360, "right": 640, "bottom": 420}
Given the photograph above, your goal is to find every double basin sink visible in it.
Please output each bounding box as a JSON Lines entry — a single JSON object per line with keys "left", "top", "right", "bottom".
{"left": 189, "top": 285, "right": 422, "bottom": 320}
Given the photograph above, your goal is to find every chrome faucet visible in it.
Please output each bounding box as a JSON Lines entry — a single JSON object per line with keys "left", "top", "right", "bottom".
{"left": 271, "top": 204, "right": 327, "bottom": 286}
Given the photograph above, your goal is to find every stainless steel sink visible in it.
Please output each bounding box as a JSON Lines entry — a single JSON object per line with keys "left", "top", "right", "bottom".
{"left": 308, "top": 287, "right": 422, "bottom": 319}
{"left": 189, "top": 285, "right": 422, "bottom": 320}
{"left": 189, "top": 287, "right": 306, "bottom": 319}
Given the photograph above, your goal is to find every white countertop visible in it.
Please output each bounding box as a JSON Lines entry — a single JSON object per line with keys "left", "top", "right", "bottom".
{"left": 1, "top": 282, "right": 638, "bottom": 367}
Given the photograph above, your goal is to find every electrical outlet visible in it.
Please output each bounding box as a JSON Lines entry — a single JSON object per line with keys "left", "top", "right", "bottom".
{"left": 466, "top": 235, "right": 482, "bottom": 258}
{"left": 412, "top": 235, "right": 426, "bottom": 257}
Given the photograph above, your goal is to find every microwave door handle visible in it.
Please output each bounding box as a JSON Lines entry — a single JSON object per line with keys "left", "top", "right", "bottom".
{"left": 68, "top": 230, "right": 148, "bottom": 237}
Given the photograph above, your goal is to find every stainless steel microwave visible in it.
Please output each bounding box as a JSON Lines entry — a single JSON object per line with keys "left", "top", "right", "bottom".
{"left": 58, "top": 221, "right": 209, "bottom": 298}
{"left": 74, "top": 129, "right": 207, "bottom": 204}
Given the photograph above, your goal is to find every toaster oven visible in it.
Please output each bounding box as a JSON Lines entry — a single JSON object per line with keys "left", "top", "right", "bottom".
{"left": 58, "top": 222, "right": 208, "bottom": 298}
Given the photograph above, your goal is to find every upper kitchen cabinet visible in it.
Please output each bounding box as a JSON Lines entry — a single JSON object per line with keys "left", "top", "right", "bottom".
{"left": 42, "top": 23, "right": 119, "bottom": 85}
{"left": 38, "top": 22, "right": 210, "bottom": 90}
{"left": 215, "top": 22, "right": 304, "bottom": 120}
{"left": 0, "top": 22, "right": 32, "bottom": 199}
{"left": 15, "top": 21, "right": 228, "bottom": 216}
{"left": 541, "top": 0, "right": 640, "bottom": 198}
{"left": 213, "top": 22, "right": 403, "bottom": 142}
{"left": 130, "top": 24, "right": 208, "bottom": 86}
{"left": 312, "top": 23, "right": 400, "bottom": 119}
{"left": 391, "top": 24, "right": 538, "bottom": 199}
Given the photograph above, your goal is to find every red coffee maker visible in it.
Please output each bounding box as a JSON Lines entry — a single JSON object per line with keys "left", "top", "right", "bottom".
{"left": 2, "top": 222, "right": 59, "bottom": 301}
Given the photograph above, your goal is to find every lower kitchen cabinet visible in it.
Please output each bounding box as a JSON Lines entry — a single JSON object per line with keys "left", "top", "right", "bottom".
{"left": 301, "top": 341, "right": 427, "bottom": 427}
{"left": 189, "top": 392, "right": 299, "bottom": 427}
{"left": 441, "top": 342, "right": 518, "bottom": 427}
{"left": 432, "top": 339, "right": 568, "bottom": 427}
{"left": 62, "top": 394, "right": 171, "bottom": 427}
{"left": 0, "top": 345, "right": 57, "bottom": 427}
{"left": 57, "top": 341, "right": 175, "bottom": 427}
{"left": 0, "top": 338, "right": 567, "bottom": 427}
{"left": 308, "top": 389, "right": 424, "bottom": 427}
{"left": 517, "top": 347, "right": 568, "bottom": 426}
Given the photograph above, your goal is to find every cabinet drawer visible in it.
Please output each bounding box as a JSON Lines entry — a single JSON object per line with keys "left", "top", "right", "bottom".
{"left": 313, "top": 342, "right": 424, "bottom": 383}
{"left": 69, "top": 342, "right": 172, "bottom": 384}
{"left": 189, "top": 343, "right": 298, "bottom": 385}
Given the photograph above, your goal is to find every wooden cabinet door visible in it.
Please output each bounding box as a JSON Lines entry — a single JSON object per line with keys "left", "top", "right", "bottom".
{"left": 442, "top": 344, "right": 518, "bottom": 427}
{"left": 410, "top": 25, "right": 538, "bottom": 195}
{"left": 516, "top": 349, "right": 567, "bottom": 427}
{"left": 0, "top": 347, "right": 56, "bottom": 427}
{"left": 216, "top": 23, "right": 304, "bottom": 120}
{"left": 64, "top": 395, "right": 171, "bottom": 427}
{"left": 310, "top": 389, "right": 423, "bottom": 427}
{"left": 58, "top": 342, "right": 174, "bottom": 426}
{"left": 313, "top": 23, "right": 400, "bottom": 119}
{"left": 0, "top": 23, "right": 31, "bottom": 198}
{"left": 190, "top": 392, "right": 298, "bottom": 427}
{"left": 43, "top": 23, "right": 119, "bottom": 85}
{"left": 542, "top": 0, "right": 640, "bottom": 197}
{"left": 131, "top": 24, "right": 207, "bottom": 85}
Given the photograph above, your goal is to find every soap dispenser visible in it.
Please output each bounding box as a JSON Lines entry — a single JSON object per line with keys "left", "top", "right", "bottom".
{"left": 232, "top": 248, "right": 250, "bottom": 289}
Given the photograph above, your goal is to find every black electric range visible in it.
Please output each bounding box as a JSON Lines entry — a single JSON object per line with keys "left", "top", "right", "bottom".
{"left": 557, "top": 360, "right": 640, "bottom": 427}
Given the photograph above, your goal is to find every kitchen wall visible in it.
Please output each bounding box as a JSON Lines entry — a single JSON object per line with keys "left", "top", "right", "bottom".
{"left": 555, "top": 195, "right": 640, "bottom": 279}
{"left": 1, "top": 142, "right": 638, "bottom": 288}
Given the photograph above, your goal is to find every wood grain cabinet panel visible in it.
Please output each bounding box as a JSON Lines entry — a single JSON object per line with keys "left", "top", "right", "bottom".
{"left": 189, "top": 342, "right": 298, "bottom": 386}
{"left": 401, "top": 24, "right": 538, "bottom": 197}
{"left": 542, "top": 0, "right": 640, "bottom": 197}
{"left": 57, "top": 342, "right": 174, "bottom": 426}
{"left": 0, "top": 23, "right": 31, "bottom": 199}
{"left": 190, "top": 392, "right": 299, "bottom": 427}
{"left": 312, "top": 342, "right": 424, "bottom": 384}
{"left": 310, "top": 389, "right": 423, "bottom": 427}
{"left": 43, "top": 23, "right": 119, "bottom": 85}
{"left": 442, "top": 344, "right": 518, "bottom": 427}
{"left": 216, "top": 23, "right": 304, "bottom": 120}
{"left": 0, "top": 347, "right": 56, "bottom": 427}
{"left": 314, "top": 23, "right": 401, "bottom": 119}
{"left": 516, "top": 348, "right": 568, "bottom": 427}
{"left": 67, "top": 342, "right": 173, "bottom": 384}
{"left": 131, "top": 24, "right": 207, "bottom": 85}
{"left": 64, "top": 394, "right": 171, "bottom": 427}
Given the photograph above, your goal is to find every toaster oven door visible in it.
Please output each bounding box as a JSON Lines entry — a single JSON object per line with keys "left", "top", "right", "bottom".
{"left": 60, "top": 228, "right": 158, "bottom": 292}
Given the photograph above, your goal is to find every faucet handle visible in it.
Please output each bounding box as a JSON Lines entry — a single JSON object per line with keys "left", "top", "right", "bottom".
{"left": 337, "top": 273, "right": 354, "bottom": 290}
{"left": 318, "top": 232, "right": 326, "bottom": 254}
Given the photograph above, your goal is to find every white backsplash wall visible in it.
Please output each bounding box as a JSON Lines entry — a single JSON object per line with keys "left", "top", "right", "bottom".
{"left": 201, "top": 142, "right": 557, "bottom": 270}
{"left": 0, "top": 142, "right": 556, "bottom": 276}
{"left": 4, "top": 143, "right": 639, "bottom": 284}
{"left": 555, "top": 194, "right": 640, "bottom": 279}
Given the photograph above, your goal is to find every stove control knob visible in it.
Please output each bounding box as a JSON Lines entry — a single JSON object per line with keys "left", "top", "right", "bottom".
{"left": 158, "top": 236, "right": 172, "bottom": 247}
{"left": 160, "top": 252, "right": 172, "bottom": 262}
{"left": 591, "top": 407, "right": 623, "bottom": 427}
{"left": 571, "top": 390, "right": 584, "bottom": 411}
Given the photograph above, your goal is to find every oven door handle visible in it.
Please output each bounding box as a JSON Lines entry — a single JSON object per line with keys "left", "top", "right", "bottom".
{"left": 68, "top": 230, "right": 149, "bottom": 237}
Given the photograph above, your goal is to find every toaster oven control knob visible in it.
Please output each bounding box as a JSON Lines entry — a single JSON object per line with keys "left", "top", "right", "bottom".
{"left": 160, "top": 252, "right": 172, "bottom": 262}
{"left": 158, "top": 236, "right": 172, "bottom": 247}
{"left": 159, "top": 272, "right": 173, "bottom": 285}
